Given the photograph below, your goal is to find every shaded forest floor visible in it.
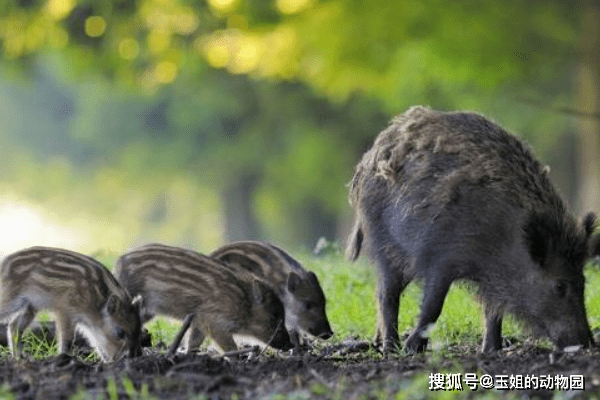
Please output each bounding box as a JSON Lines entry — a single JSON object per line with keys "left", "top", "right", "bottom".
{"left": 2, "top": 338, "right": 600, "bottom": 399}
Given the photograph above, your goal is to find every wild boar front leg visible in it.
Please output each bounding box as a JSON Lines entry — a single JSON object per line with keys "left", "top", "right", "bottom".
{"left": 288, "top": 327, "right": 301, "bottom": 350}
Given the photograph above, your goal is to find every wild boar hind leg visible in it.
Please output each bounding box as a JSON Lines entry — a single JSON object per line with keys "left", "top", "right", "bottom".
{"left": 481, "top": 303, "right": 503, "bottom": 353}
{"left": 404, "top": 270, "right": 452, "bottom": 353}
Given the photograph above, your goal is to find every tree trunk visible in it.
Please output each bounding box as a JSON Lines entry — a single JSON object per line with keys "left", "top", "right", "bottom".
{"left": 221, "top": 174, "right": 262, "bottom": 242}
{"left": 295, "top": 200, "right": 338, "bottom": 250}
{"left": 576, "top": 5, "right": 600, "bottom": 215}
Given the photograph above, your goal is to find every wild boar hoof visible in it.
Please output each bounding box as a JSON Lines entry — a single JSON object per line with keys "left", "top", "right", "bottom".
{"left": 404, "top": 334, "right": 428, "bottom": 353}
{"left": 379, "top": 340, "right": 401, "bottom": 355}
{"left": 481, "top": 341, "right": 502, "bottom": 354}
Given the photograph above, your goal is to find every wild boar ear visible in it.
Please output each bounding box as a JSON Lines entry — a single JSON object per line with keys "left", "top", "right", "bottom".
{"left": 105, "top": 294, "right": 122, "bottom": 316}
{"left": 287, "top": 272, "right": 302, "bottom": 293}
{"left": 580, "top": 212, "right": 598, "bottom": 258}
{"left": 524, "top": 213, "right": 551, "bottom": 267}
{"left": 582, "top": 212, "right": 597, "bottom": 238}
{"left": 307, "top": 271, "right": 319, "bottom": 285}
{"left": 589, "top": 234, "right": 600, "bottom": 259}
{"left": 252, "top": 279, "right": 265, "bottom": 305}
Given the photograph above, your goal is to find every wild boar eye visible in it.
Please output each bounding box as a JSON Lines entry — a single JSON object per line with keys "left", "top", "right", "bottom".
{"left": 304, "top": 302, "right": 314, "bottom": 311}
{"left": 115, "top": 326, "right": 127, "bottom": 340}
{"left": 555, "top": 281, "right": 568, "bottom": 298}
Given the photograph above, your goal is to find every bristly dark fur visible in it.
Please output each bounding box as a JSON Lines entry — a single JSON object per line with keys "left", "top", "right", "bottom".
{"left": 349, "top": 107, "right": 563, "bottom": 215}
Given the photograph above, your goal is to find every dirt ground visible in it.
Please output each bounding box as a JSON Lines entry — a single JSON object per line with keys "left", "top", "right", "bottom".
{"left": 2, "top": 335, "right": 600, "bottom": 400}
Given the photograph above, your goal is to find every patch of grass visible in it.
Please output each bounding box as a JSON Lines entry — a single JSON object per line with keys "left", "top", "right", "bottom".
{"left": 300, "top": 251, "right": 488, "bottom": 347}
{"left": 144, "top": 318, "right": 183, "bottom": 348}
{"left": 301, "top": 254, "right": 378, "bottom": 340}
{"left": 585, "top": 262, "right": 600, "bottom": 332}
{"left": 0, "top": 386, "right": 15, "bottom": 400}
{"left": 21, "top": 328, "right": 57, "bottom": 360}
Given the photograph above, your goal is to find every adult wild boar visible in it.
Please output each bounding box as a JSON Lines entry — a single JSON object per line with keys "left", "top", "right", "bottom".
{"left": 347, "top": 106, "right": 596, "bottom": 353}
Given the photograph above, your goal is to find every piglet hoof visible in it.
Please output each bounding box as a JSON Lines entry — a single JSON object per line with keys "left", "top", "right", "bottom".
{"left": 404, "top": 334, "right": 428, "bottom": 354}
{"left": 12, "top": 351, "right": 27, "bottom": 361}
{"left": 53, "top": 353, "right": 74, "bottom": 368}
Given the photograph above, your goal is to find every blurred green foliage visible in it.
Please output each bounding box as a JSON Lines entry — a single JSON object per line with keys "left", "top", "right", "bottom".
{"left": 0, "top": 0, "right": 591, "bottom": 251}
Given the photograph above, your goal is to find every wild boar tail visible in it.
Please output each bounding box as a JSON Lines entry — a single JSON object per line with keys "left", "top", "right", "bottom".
{"left": 346, "top": 220, "right": 364, "bottom": 262}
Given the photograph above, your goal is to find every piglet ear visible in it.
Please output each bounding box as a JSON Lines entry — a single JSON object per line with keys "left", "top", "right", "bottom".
{"left": 132, "top": 294, "right": 144, "bottom": 309}
{"left": 131, "top": 294, "right": 143, "bottom": 314}
{"left": 131, "top": 295, "right": 154, "bottom": 323}
{"left": 252, "top": 279, "right": 265, "bottom": 305}
{"left": 287, "top": 272, "right": 302, "bottom": 293}
{"left": 105, "top": 294, "right": 122, "bottom": 316}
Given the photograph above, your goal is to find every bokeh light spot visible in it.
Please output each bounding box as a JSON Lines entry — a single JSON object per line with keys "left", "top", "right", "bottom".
{"left": 155, "top": 61, "right": 178, "bottom": 83}
{"left": 173, "top": 13, "right": 199, "bottom": 35}
{"left": 25, "top": 23, "right": 46, "bottom": 52}
{"left": 229, "top": 36, "right": 262, "bottom": 74}
{"left": 45, "top": 0, "right": 75, "bottom": 20}
{"left": 204, "top": 39, "right": 230, "bottom": 68}
{"left": 276, "top": 0, "right": 314, "bottom": 15}
{"left": 148, "top": 29, "right": 171, "bottom": 54}
{"left": 208, "top": 0, "right": 239, "bottom": 14}
{"left": 85, "top": 16, "right": 106, "bottom": 38}
{"left": 119, "top": 38, "right": 139, "bottom": 60}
